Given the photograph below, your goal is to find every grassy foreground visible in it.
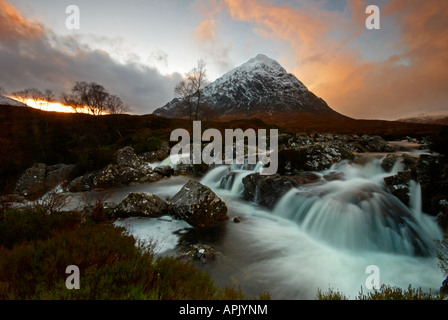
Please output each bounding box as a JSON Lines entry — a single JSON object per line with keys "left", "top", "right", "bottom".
{"left": 1, "top": 202, "right": 447, "bottom": 300}
{"left": 0, "top": 206, "right": 270, "bottom": 300}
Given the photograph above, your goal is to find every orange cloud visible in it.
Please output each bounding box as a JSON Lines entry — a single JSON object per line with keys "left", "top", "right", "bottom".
{"left": 194, "top": 0, "right": 233, "bottom": 73}
{"left": 221, "top": 0, "right": 448, "bottom": 120}
{"left": 196, "top": 19, "right": 217, "bottom": 43}
{"left": 0, "top": 0, "right": 44, "bottom": 43}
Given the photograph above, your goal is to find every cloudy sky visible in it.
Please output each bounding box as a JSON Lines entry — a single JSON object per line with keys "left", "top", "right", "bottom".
{"left": 0, "top": 0, "right": 447, "bottom": 119}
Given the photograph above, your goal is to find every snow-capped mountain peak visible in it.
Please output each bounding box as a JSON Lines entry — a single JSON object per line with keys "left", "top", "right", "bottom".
{"left": 154, "top": 54, "right": 340, "bottom": 119}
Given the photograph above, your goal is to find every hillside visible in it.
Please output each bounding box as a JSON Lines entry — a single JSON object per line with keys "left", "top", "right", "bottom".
{"left": 1, "top": 104, "right": 446, "bottom": 195}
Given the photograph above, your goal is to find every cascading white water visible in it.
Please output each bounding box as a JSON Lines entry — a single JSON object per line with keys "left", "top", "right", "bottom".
{"left": 113, "top": 152, "right": 445, "bottom": 299}
{"left": 201, "top": 162, "right": 264, "bottom": 197}
{"left": 272, "top": 177, "right": 440, "bottom": 256}
{"left": 197, "top": 153, "right": 444, "bottom": 298}
{"left": 209, "top": 155, "right": 442, "bottom": 256}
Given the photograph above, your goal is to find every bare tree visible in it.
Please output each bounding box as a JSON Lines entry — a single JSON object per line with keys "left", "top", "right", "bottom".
{"left": 29, "top": 88, "right": 54, "bottom": 110}
{"left": 61, "top": 91, "right": 84, "bottom": 113}
{"left": 10, "top": 88, "right": 54, "bottom": 109}
{"left": 62, "top": 81, "right": 129, "bottom": 115}
{"left": 11, "top": 89, "right": 31, "bottom": 105}
{"left": 175, "top": 59, "right": 209, "bottom": 123}
{"left": 106, "top": 94, "right": 130, "bottom": 115}
{"left": 0, "top": 86, "right": 6, "bottom": 96}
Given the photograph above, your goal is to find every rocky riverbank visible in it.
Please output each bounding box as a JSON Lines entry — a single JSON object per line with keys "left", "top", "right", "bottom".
{"left": 5, "top": 133, "right": 448, "bottom": 231}
{"left": 3, "top": 132, "right": 448, "bottom": 297}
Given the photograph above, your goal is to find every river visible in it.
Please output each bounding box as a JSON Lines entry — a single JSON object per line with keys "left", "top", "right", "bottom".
{"left": 65, "top": 142, "right": 445, "bottom": 300}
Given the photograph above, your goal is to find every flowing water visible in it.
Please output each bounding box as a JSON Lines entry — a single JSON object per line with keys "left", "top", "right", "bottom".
{"left": 65, "top": 145, "right": 444, "bottom": 300}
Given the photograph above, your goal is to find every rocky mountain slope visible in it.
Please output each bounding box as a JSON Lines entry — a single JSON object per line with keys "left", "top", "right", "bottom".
{"left": 154, "top": 54, "right": 346, "bottom": 121}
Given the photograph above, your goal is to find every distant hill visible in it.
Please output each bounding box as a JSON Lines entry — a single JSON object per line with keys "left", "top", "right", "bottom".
{"left": 397, "top": 113, "right": 448, "bottom": 126}
{"left": 0, "top": 95, "right": 27, "bottom": 107}
{"left": 0, "top": 104, "right": 446, "bottom": 195}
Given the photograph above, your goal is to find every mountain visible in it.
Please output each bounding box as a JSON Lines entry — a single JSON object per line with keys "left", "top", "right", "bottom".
{"left": 153, "top": 54, "right": 346, "bottom": 124}
{"left": 397, "top": 113, "right": 448, "bottom": 126}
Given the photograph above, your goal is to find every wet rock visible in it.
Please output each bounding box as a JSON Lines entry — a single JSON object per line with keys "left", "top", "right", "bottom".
{"left": 112, "top": 192, "right": 170, "bottom": 219}
{"left": 416, "top": 154, "right": 448, "bottom": 220}
{"left": 323, "top": 171, "right": 344, "bottom": 182}
{"left": 170, "top": 180, "right": 228, "bottom": 231}
{"left": 178, "top": 244, "right": 220, "bottom": 264}
{"left": 441, "top": 277, "right": 448, "bottom": 295}
{"left": 233, "top": 216, "right": 243, "bottom": 223}
{"left": 381, "top": 154, "right": 402, "bottom": 173}
{"left": 384, "top": 171, "right": 412, "bottom": 206}
{"left": 220, "top": 171, "right": 239, "bottom": 190}
{"left": 242, "top": 172, "right": 320, "bottom": 209}
{"left": 173, "top": 163, "right": 195, "bottom": 176}
{"left": 154, "top": 165, "right": 174, "bottom": 177}
{"left": 381, "top": 154, "right": 419, "bottom": 173}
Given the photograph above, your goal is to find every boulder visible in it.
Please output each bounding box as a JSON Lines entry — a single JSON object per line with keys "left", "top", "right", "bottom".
{"left": 95, "top": 146, "right": 163, "bottom": 188}
{"left": 15, "top": 163, "right": 74, "bottom": 198}
{"left": 170, "top": 180, "right": 228, "bottom": 230}
{"left": 360, "top": 135, "right": 396, "bottom": 153}
{"left": 242, "top": 172, "right": 320, "bottom": 209}
{"left": 14, "top": 163, "right": 46, "bottom": 197}
{"left": 67, "top": 171, "right": 98, "bottom": 192}
{"left": 177, "top": 244, "right": 221, "bottom": 264}
{"left": 154, "top": 165, "right": 174, "bottom": 177}
{"left": 67, "top": 146, "right": 165, "bottom": 191}
{"left": 112, "top": 192, "right": 170, "bottom": 219}
{"left": 45, "top": 164, "right": 75, "bottom": 190}
{"left": 441, "top": 277, "right": 448, "bottom": 295}
{"left": 278, "top": 145, "right": 354, "bottom": 175}
{"left": 384, "top": 171, "right": 412, "bottom": 206}
{"left": 140, "top": 141, "right": 171, "bottom": 163}
{"left": 302, "top": 144, "right": 355, "bottom": 171}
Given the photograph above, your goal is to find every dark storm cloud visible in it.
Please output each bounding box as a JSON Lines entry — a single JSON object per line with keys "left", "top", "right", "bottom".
{"left": 0, "top": 0, "right": 181, "bottom": 114}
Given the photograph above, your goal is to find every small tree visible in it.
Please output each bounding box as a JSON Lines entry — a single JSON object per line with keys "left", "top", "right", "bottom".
{"left": 174, "top": 59, "right": 209, "bottom": 124}
{"left": 62, "top": 81, "right": 129, "bottom": 115}
{"left": 11, "top": 89, "right": 31, "bottom": 105}
{"left": 11, "top": 88, "right": 54, "bottom": 109}
{"left": 106, "top": 94, "right": 130, "bottom": 115}
{"left": 0, "top": 86, "right": 6, "bottom": 96}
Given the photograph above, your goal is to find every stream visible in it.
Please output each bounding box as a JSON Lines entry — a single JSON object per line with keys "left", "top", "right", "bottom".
{"left": 63, "top": 141, "right": 445, "bottom": 300}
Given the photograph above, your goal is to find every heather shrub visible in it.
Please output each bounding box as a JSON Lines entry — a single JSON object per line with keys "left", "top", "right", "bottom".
{"left": 0, "top": 208, "right": 267, "bottom": 300}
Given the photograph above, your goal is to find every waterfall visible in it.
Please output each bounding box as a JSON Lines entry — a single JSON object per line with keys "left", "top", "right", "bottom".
{"left": 270, "top": 158, "right": 442, "bottom": 256}
{"left": 202, "top": 161, "right": 264, "bottom": 197}
{"left": 203, "top": 153, "right": 443, "bottom": 257}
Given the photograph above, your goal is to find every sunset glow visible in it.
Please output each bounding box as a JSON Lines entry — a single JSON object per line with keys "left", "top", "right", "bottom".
{"left": 9, "top": 97, "right": 96, "bottom": 114}
{"left": 1, "top": 0, "right": 448, "bottom": 119}
{"left": 21, "top": 98, "right": 76, "bottom": 113}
